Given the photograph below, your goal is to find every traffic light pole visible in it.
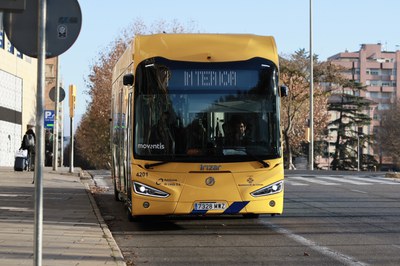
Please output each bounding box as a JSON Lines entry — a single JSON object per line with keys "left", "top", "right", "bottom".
{"left": 69, "top": 85, "right": 76, "bottom": 173}
{"left": 52, "top": 57, "right": 59, "bottom": 171}
{"left": 69, "top": 116, "right": 74, "bottom": 173}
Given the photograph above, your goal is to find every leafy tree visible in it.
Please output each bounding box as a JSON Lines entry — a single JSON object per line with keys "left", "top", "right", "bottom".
{"left": 376, "top": 99, "right": 400, "bottom": 169}
{"left": 280, "top": 49, "right": 330, "bottom": 169}
{"left": 75, "top": 38, "right": 127, "bottom": 169}
{"left": 75, "top": 19, "right": 197, "bottom": 169}
{"left": 328, "top": 79, "right": 375, "bottom": 170}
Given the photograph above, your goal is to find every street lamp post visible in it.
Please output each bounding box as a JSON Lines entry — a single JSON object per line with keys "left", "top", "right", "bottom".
{"left": 309, "top": 0, "right": 314, "bottom": 170}
{"left": 34, "top": 2, "right": 46, "bottom": 265}
{"left": 357, "top": 127, "right": 363, "bottom": 172}
{"left": 357, "top": 132, "right": 360, "bottom": 171}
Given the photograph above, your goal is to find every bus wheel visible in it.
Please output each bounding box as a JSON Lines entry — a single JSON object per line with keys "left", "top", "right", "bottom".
{"left": 126, "top": 207, "right": 137, "bottom": 222}
{"left": 242, "top": 213, "right": 260, "bottom": 219}
{"left": 113, "top": 178, "right": 120, "bottom": 202}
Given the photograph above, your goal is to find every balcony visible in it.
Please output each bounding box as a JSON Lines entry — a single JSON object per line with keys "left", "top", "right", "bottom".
{"left": 382, "top": 86, "right": 396, "bottom": 92}
{"left": 367, "top": 86, "right": 381, "bottom": 92}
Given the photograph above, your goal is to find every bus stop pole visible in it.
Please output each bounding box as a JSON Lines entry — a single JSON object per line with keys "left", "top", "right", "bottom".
{"left": 34, "top": 0, "right": 46, "bottom": 265}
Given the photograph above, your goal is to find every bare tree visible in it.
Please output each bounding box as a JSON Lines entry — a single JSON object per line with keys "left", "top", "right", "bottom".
{"left": 75, "top": 19, "right": 198, "bottom": 169}
{"left": 280, "top": 49, "right": 330, "bottom": 169}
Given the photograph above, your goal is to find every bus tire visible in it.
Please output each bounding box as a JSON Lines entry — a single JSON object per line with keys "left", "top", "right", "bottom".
{"left": 127, "top": 210, "right": 135, "bottom": 222}
{"left": 113, "top": 178, "right": 120, "bottom": 202}
{"left": 242, "top": 213, "right": 260, "bottom": 219}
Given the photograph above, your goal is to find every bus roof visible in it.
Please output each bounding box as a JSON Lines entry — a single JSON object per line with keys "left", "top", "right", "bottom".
{"left": 132, "top": 34, "right": 278, "bottom": 67}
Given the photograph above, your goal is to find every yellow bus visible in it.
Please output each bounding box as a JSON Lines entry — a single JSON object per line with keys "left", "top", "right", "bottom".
{"left": 111, "top": 34, "right": 287, "bottom": 220}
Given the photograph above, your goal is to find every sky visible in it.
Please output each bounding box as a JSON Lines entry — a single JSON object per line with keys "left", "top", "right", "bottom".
{"left": 60, "top": 0, "right": 400, "bottom": 136}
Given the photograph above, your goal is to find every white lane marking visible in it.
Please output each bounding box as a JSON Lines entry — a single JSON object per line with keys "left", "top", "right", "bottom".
{"left": 288, "top": 176, "right": 337, "bottom": 185}
{"left": 0, "top": 194, "right": 19, "bottom": 197}
{"left": 285, "top": 180, "right": 309, "bottom": 186}
{"left": 318, "top": 176, "right": 370, "bottom": 185}
{"left": 351, "top": 189, "right": 367, "bottom": 194}
{"left": 0, "top": 207, "right": 32, "bottom": 212}
{"left": 286, "top": 175, "right": 400, "bottom": 187}
{"left": 371, "top": 177, "right": 400, "bottom": 184}
{"left": 260, "top": 220, "right": 369, "bottom": 266}
{"left": 345, "top": 176, "right": 400, "bottom": 185}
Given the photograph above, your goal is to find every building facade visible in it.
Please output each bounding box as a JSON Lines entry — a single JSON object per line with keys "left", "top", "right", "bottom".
{"left": 0, "top": 23, "right": 38, "bottom": 166}
{"left": 45, "top": 57, "right": 64, "bottom": 167}
{"left": 327, "top": 43, "right": 400, "bottom": 169}
{"left": 45, "top": 56, "right": 64, "bottom": 133}
{"left": 1, "top": 15, "right": 61, "bottom": 167}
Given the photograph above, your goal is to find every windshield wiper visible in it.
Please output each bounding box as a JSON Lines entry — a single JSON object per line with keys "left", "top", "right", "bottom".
{"left": 230, "top": 148, "right": 269, "bottom": 168}
{"left": 144, "top": 161, "right": 169, "bottom": 169}
{"left": 245, "top": 150, "right": 270, "bottom": 168}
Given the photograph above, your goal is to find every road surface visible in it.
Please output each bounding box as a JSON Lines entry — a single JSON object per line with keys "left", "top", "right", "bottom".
{"left": 88, "top": 170, "right": 400, "bottom": 266}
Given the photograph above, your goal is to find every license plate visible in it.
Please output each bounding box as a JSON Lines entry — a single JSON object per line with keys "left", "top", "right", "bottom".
{"left": 194, "top": 202, "right": 227, "bottom": 211}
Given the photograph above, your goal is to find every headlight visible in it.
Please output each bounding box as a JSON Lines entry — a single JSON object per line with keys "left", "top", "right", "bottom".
{"left": 133, "top": 182, "right": 170, "bottom": 198}
{"left": 250, "top": 180, "right": 283, "bottom": 197}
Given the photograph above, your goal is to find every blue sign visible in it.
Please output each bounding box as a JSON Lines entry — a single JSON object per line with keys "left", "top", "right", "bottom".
{"left": 7, "top": 40, "right": 14, "bottom": 54}
{"left": 44, "top": 110, "right": 55, "bottom": 128}
{"left": 0, "top": 30, "right": 4, "bottom": 49}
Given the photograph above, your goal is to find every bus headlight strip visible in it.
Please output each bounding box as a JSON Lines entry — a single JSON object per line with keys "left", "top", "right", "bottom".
{"left": 133, "top": 182, "right": 170, "bottom": 198}
{"left": 250, "top": 180, "right": 283, "bottom": 197}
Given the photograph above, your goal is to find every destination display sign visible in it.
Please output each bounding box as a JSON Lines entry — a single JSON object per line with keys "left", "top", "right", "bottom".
{"left": 169, "top": 69, "right": 259, "bottom": 89}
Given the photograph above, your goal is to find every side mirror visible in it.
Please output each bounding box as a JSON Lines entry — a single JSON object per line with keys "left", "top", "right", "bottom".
{"left": 123, "top": 73, "right": 134, "bottom": 86}
{"left": 280, "top": 85, "right": 289, "bottom": 97}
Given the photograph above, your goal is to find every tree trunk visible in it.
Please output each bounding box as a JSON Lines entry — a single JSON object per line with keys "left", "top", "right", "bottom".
{"left": 284, "top": 131, "right": 296, "bottom": 170}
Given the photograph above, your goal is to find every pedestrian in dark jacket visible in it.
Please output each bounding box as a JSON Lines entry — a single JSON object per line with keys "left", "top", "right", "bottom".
{"left": 20, "top": 128, "right": 36, "bottom": 171}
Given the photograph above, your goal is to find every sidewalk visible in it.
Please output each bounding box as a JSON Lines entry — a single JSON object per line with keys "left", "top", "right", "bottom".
{"left": 0, "top": 166, "right": 126, "bottom": 266}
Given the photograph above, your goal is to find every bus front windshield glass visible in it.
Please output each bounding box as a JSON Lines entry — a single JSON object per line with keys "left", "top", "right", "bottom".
{"left": 134, "top": 57, "right": 280, "bottom": 162}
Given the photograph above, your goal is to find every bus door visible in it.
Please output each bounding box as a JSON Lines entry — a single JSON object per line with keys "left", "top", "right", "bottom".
{"left": 118, "top": 89, "right": 126, "bottom": 193}
{"left": 124, "top": 92, "right": 133, "bottom": 199}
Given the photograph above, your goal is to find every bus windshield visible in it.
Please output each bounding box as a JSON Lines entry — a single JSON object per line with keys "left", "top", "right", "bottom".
{"left": 134, "top": 57, "right": 280, "bottom": 162}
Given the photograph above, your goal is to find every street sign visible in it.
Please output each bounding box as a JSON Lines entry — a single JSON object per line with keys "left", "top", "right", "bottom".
{"left": 44, "top": 110, "right": 55, "bottom": 128}
{"left": 49, "top": 86, "right": 65, "bottom": 102}
{"left": 2, "top": 0, "right": 82, "bottom": 58}
{"left": 0, "top": 0, "right": 25, "bottom": 12}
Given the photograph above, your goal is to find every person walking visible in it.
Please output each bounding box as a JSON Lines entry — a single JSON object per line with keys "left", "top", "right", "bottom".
{"left": 45, "top": 129, "right": 54, "bottom": 166}
{"left": 20, "top": 128, "right": 36, "bottom": 171}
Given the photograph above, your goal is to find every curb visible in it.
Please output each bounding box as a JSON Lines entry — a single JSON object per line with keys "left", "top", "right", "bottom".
{"left": 385, "top": 172, "right": 400, "bottom": 179}
{"left": 83, "top": 181, "right": 127, "bottom": 266}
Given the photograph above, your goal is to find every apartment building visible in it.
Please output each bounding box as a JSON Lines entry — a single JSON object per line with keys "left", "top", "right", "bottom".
{"left": 327, "top": 43, "right": 400, "bottom": 169}
{"left": 0, "top": 24, "right": 38, "bottom": 166}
